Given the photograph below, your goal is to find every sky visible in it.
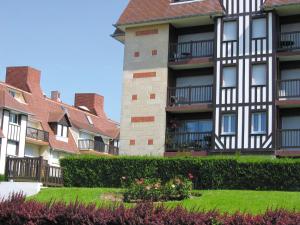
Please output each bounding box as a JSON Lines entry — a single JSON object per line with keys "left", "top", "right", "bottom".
{"left": 0, "top": 1, "right": 129, "bottom": 122}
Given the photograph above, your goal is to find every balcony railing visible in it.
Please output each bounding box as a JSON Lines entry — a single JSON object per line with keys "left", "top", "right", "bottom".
{"left": 166, "top": 132, "right": 212, "bottom": 152}
{"left": 278, "top": 129, "right": 300, "bottom": 149}
{"left": 278, "top": 79, "right": 300, "bottom": 98}
{"left": 78, "top": 139, "right": 105, "bottom": 152}
{"left": 169, "top": 40, "right": 214, "bottom": 61}
{"left": 167, "top": 85, "right": 213, "bottom": 106}
{"left": 26, "top": 127, "right": 49, "bottom": 142}
{"left": 279, "top": 31, "right": 300, "bottom": 51}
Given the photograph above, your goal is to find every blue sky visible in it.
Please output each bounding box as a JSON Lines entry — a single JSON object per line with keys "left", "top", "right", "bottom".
{"left": 0, "top": 1, "right": 129, "bottom": 122}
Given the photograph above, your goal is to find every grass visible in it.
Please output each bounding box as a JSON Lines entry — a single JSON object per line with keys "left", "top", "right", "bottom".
{"left": 28, "top": 188, "right": 300, "bottom": 214}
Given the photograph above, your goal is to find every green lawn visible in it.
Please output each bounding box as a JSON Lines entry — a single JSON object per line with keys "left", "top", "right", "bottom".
{"left": 28, "top": 188, "right": 300, "bottom": 214}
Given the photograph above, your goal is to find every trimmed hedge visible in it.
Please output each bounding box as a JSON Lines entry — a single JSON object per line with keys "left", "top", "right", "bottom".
{"left": 60, "top": 156, "right": 300, "bottom": 191}
{"left": 2, "top": 194, "right": 300, "bottom": 225}
{"left": 0, "top": 174, "right": 5, "bottom": 182}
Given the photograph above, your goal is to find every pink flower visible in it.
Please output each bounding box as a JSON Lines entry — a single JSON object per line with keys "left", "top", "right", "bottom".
{"left": 188, "top": 173, "right": 194, "bottom": 180}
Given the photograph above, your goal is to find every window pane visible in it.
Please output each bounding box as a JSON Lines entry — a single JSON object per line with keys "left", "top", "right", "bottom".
{"left": 224, "top": 21, "right": 237, "bottom": 41}
{"left": 230, "top": 115, "right": 236, "bottom": 133}
{"left": 63, "top": 126, "right": 68, "bottom": 137}
{"left": 253, "top": 114, "right": 259, "bottom": 132}
{"left": 252, "top": 18, "right": 266, "bottom": 38}
{"left": 57, "top": 124, "right": 62, "bottom": 136}
{"left": 223, "top": 67, "right": 236, "bottom": 87}
{"left": 252, "top": 64, "right": 266, "bottom": 85}
{"left": 199, "top": 121, "right": 212, "bottom": 132}
{"left": 261, "top": 113, "right": 267, "bottom": 132}
{"left": 252, "top": 113, "right": 267, "bottom": 133}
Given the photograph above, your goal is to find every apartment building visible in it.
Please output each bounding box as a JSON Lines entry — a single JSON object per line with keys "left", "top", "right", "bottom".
{"left": 114, "top": 0, "right": 300, "bottom": 156}
{"left": 0, "top": 66, "right": 119, "bottom": 174}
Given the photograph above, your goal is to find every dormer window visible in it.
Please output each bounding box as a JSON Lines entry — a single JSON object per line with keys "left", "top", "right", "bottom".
{"left": 9, "top": 90, "right": 16, "bottom": 98}
{"left": 86, "top": 115, "right": 93, "bottom": 125}
{"left": 57, "top": 124, "right": 68, "bottom": 138}
{"left": 171, "top": 0, "right": 199, "bottom": 3}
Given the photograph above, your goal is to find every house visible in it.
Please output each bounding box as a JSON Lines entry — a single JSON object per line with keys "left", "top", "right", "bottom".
{"left": 113, "top": 0, "right": 300, "bottom": 157}
{"left": 0, "top": 66, "right": 119, "bottom": 175}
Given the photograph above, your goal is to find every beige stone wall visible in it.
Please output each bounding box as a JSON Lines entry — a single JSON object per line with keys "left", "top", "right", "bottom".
{"left": 120, "top": 24, "right": 170, "bottom": 156}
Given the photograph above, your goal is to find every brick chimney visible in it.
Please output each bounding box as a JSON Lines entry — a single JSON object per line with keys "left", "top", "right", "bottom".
{"left": 75, "top": 93, "right": 106, "bottom": 117}
{"left": 51, "top": 91, "right": 61, "bottom": 102}
{"left": 5, "top": 66, "right": 43, "bottom": 96}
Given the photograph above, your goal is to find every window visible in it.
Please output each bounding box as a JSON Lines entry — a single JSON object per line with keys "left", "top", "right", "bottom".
{"left": 252, "top": 112, "right": 267, "bottom": 134}
{"left": 9, "top": 90, "right": 16, "bottom": 98}
{"left": 9, "top": 113, "right": 19, "bottom": 125}
{"left": 252, "top": 64, "right": 266, "bottom": 86}
{"left": 179, "top": 120, "right": 212, "bottom": 133}
{"left": 57, "top": 124, "right": 68, "bottom": 138}
{"left": 222, "top": 114, "right": 236, "bottom": 134}
{"left": 86, "top": 115, "right": 93, "bottom": 125}
{"left": 7, "top": 141, "right": 19, "bottom": 156}
{"left": 223, "top": 21, "right": 237, "bottom": 41}
{"left": 222, "top": 67, "right": 237, "bottom": 87}
{"left": 252, "top": 18, "right": 266, "bottom": 38}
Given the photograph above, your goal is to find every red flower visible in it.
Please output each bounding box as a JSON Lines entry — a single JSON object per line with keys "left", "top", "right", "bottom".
{"left": 188, "top": 173, "right": 194, "bottom": 180}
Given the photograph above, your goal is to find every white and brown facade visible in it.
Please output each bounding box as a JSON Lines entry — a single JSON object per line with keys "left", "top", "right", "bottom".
{"left": 0, "top": 67, "right": 119, "bottom": 174}
{"left": 114, "top": 0, "right": 300, "bottom": 156}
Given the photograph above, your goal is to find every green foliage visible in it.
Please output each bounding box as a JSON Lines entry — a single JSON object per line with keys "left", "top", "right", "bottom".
{"left": 123, "top": 177, "right": 192, "bottom": 202}
{"left": 0, "top": 174, "right": 5, "bottom": 182}
{"left": 60, "top": 155, "right": 300, "bottom": 191}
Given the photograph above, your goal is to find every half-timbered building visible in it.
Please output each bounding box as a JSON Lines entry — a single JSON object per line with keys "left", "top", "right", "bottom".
{"left": 114, "top": 0, "right": 300, "bottom": 157}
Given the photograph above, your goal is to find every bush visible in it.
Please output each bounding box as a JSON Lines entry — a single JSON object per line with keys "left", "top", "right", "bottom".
{"left": 1, "top": 194, "right": 300, "bottom": 225}
{"left": 123, "top": 177, "right": 192, "bottom": 202}
{"left": 60, "top": 155, "right": 300, "bottom": 191}
{"left": 0, "top": 174, "right": 5, "bottom": 182}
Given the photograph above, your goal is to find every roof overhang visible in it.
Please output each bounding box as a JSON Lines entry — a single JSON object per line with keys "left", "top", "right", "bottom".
{"left": 112, "top": 12, "right": 224, "bottom": 43}
{"left": 263, "top": 3, "right": 300, "bottom": 16}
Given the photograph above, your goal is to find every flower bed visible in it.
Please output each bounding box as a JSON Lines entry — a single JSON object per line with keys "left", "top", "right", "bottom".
{"left": 123, "top": 177, "right": 192, "bottom": 202}
{"left": 1, "top": 194, "right": 300, "bottom": 225}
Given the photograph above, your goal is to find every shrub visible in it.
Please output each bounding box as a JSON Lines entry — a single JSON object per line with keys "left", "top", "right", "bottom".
{"left": 60, "top": 155, "right": 300, "bottom": 191}
{"left": 0, "top": 174, "right": 5, "bottom": 182}
{"left": 123, "top": 177, "right": 192, "bottom": 202}
{"left": 1, "top": 194, "right": 300, "bottom": 225}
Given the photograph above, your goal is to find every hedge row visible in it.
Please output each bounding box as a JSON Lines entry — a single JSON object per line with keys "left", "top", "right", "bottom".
{"left": 0, "top": 174, "right": 5, "bottom": 182}
{"left": 60, "top": 156, "right": 300, "bottom": 191}
{"left": 1, "top": 194, "right": 300, "bottom": 225}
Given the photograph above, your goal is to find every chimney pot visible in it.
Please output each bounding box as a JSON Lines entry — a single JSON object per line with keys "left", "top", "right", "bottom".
{"left": 51, "top": 91, "right": 61, "bottom": 102}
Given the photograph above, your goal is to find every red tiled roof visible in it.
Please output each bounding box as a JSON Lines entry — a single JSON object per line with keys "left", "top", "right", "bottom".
{"left": 0, "top": 82, "right": 119, "bottom": 154}
{"left": 264, "top": 0, "right": 300, "bottom": 7}
{"left": 116, "top": 0, "right": 224, "bottom": 26}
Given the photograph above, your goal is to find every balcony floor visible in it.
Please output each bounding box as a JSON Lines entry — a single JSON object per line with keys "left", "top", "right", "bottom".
{"left": 166, "top": 103, "right": 213, "bottom": 113}
{"left": 169, "top": 57, "right": 213, "bottom": 70}
{"left": 276, "top": 99, "right": 300, "bottom": 108}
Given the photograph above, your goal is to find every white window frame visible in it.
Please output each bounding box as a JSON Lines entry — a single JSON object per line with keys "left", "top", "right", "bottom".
{"left": 222, "top": 114, "right": 236, "bottom": 135}
{"left": 251, "top": 112, "right": 267, "bottom": 134}
{"left": 9, "top": 113, "right": 19, "bottom": 125}
{"left": 57, "top": 124, "right": 68, "bottom": 138}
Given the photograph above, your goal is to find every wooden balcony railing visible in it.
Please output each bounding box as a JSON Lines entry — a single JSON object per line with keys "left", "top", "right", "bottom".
{"left": 277, "top": 129, "right": 300, "bottom": 149}
{"left": 277, "top": 79, "right": 300, "bottom": 98}
{"left": 167, "top": 85, "right": 213, "bottom": 106}
{"left": 279, "top": 31, "right": 300, "bottom": 51}
{"left": 5, "top": 156, "right": 64, "bottom": 187}
{"left": 26, "top": 127, "right": 49, "bottom": 142}
{"left": 169, "top": 40, "right": 214, "bottom": 61}
{"left": 166, "top": 131, "right": 213, "bottom": 152}
{"left": 78, "top": 139, "right": 106, "bottom": 152}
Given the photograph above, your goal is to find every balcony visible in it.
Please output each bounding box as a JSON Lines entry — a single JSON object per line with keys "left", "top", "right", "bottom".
{"left": 279, "top": 31, "right": 300, "bottom": 52}
{"left": 78, "top": 139, "right": 106, "bottom": 153}
{"left": 169, "top": 40, "right": 214, "bottom": 68}
{"left": 26, "top": 127, "right": 49, "bottom": 142}
{"left": 167, "top": 85, "right": 213, "bottom": 112}
{"left": 278, "top": 79, "right": 300, "bottom": 99}
{"left": 277, "top": 129, "right": 300, "bottom": 149}
{"left": 165, "top": 131, "right": 212, "bottom": 152}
